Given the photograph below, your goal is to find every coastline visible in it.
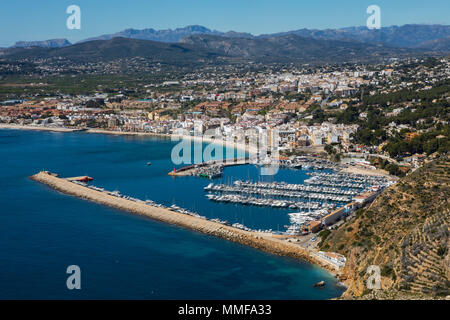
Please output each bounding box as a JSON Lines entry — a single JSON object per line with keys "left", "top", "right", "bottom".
{"left": 0, "top": 124, "right": 389, "bottom": 176}
{"left": 0, "top": 123, "right": 78, "bottom": 133}
{"left": 31, "top": 171, "right": 342, "bottom": 281}
{"left": 85, "top": 128, "right": 258, "bottom": 155}
{"left": 0, "top": 124, "right": 256, "bottom": 155}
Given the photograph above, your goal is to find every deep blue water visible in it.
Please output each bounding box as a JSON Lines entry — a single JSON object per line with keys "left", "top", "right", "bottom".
{"left": 0, "top": 129, "right": 344, "bottom": 299}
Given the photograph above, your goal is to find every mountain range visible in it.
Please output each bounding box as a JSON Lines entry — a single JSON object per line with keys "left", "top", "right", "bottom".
{"left": 266, "top": 24, "right": 450, "bottom": 48}
{"left": 79, "top": 25, "right": 254, "bottom": 44}
{"left": 3, "top": 38, "right": 220, "bottom": 65}
{"left": 3, "top": 24, "right": 449, "bottom": 68}
{"left": 3, "top": 34, "right": 425, "bottom": 66}
{"left": 10, "top": 24, "right": 450, "bottom": 50}
{"left": 179, "top": 34, "right": 417, "bottom": 63}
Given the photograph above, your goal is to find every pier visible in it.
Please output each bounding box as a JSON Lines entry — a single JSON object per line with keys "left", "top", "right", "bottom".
{"left": 30, "top": 171, "right": 343, "bottom": 273}
{"left": 168, "top": 157, "right": 252, "bottom": 177}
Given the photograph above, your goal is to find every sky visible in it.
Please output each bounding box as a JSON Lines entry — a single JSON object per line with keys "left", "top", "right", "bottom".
{"left": 0, "top": 0, "right": 449, "bottom": 47}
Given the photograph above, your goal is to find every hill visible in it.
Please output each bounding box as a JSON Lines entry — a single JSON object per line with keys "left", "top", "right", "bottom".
{"left": 8, "top": 25, "right": 450, "bottom": 54}
{"left": 321, "top": 156, "right": 450, "bottom": 299}
{"left": 417, "top": 37, "right": 450, "bottom": 52}
{"left": 179, "top": 34, "right": 422, "bottom": 64}
{"left": 77, "top": 24, "right": 450, "bottom": 50}
{"left": 3, "top": 35, "right": 425, "bottom": 67}
{"left": 3, "top": 37, "right": 221, "bottom": 65}
{"left": 268, "top": 24, "right": 450, "bottom": 49}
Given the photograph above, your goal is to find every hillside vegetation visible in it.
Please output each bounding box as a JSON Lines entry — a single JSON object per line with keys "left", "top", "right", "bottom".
{"left": 4, "top": 35, "right": 425, "bottom": 66}
{"left": 321, "top": 155, "right": 449, "bottom": 299}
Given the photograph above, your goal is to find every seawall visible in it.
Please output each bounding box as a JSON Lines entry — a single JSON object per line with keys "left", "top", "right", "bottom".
{"left": 31, "top": 171, "right": 341, "bottom": 277}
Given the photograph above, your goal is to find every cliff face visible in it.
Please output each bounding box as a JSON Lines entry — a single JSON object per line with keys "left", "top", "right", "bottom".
{"left": 322, "top": 156, "right": 450, "bottom": 299}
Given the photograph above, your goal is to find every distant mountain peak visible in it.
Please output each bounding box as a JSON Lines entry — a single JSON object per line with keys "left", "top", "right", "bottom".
{"left": 8, "top": 24, "right": 450, "bottom": 54}
{"left": 76, "top": 23, "right": 450, "bottom": 49}
{"left": 181, "top": 25, "right": 212, "bottom": 32}
{"left": 263, "top": 24, "right": 450, "bottom": 48}
{"left": 4, "top": 34, "right": 423, "bottom": 67}
{"left": 79, "top": 25, "right": 221, "bottom": 43}
{"left": 11, "top": 39, "right": 71, "bottom": 48}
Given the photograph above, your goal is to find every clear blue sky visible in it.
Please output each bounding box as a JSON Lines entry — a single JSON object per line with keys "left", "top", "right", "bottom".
{"left": 1, "top": 0, "right": 449, "bottom": 47}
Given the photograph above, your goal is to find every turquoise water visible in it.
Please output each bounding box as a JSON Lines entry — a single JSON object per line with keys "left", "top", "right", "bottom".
{"left": 0, "top": 129, "right": 344, "bottom": 299}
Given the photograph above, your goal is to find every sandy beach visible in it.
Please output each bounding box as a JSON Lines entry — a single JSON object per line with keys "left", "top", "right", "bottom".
{"left": 1, "top": 124, "right": 257, "bottom": 155}
{"left": 3, "top": 124, "right": 394, "bottom": 180}
{"left": 340, "top": 166, "right": 391, "bottom": 177}
{"left": 86, "top": 128, "right": 258, "bottom": 155}
{"left": 31, "top": 171, "right": 341, "bottom": 276}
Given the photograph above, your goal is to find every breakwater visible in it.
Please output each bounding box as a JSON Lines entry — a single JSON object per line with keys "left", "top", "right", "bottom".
{"left": 31, "top": 171, "right": 341, "bottom": 275}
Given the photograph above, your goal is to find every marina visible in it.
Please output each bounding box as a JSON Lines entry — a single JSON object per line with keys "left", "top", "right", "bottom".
{"left": 205, "top": 183, "right": 353, "bottom": 202}
{"left": 205, "top": 193, "right": 335, "bottom": 210}
{"left": 1, "top": 129, "right": 397, "bottom": 298}
{"left": 72, "top": 177, "right": 273, "bottom": 233}
{"left": 44, "top": 165, "right": 392, "bottom": 243}
{"left": 202, "top": 169, "right": 394, "bottom": 235}
{"left": 30, "top": 170, "right": 346, "bottom": 276}
{"left": 234, "top": 180, "right": 359, "bottom": 195}
{"left": 304, "top": 171, "right": 392, "bottom": 190}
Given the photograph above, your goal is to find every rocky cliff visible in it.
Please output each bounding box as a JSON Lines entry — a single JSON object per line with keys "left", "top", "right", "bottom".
{"left": 322, "top": 155, "right": 449, "bottom": 299}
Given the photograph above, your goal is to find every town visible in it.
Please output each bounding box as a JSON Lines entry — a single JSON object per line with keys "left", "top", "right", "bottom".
{"left": 1, "top": 56, "right": 448, "bottom": 176}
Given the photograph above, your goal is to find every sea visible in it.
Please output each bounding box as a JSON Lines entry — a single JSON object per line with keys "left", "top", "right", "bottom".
{"left": 0, "top": 129, "right": 345, "bottom": 299}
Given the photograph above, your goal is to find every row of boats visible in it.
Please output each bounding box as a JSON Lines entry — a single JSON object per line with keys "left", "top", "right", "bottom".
{"left": 204, "top": 183, "right": 352, "bottom": 202}
{"left": 305, "top": 171, "right": 391, "bottom": 187}
{"left": 192, "top": 164, "right": 224, "bottom": 179}
{"left": 233, "top": 180, "right": 359, "bottom": 196}
{"left": 304, "top": 177, "right": 367, "bottom": 189}
{"left": 303, "top": 172, "right": 392, "bottom": 190}
{"left": 71, "top": 180, "right": 273, "bottom": 234}
{"left": 202, "top": 169, "right": 394, "bottom": 235}
{"left": 205, "top": 193, "right": 337, "bottom": 210}
{"left": 288, "top": 209, "right": 330, "bottom": 225}
{"left": 278, "top": 156, "right": 344, "bottom": 171}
